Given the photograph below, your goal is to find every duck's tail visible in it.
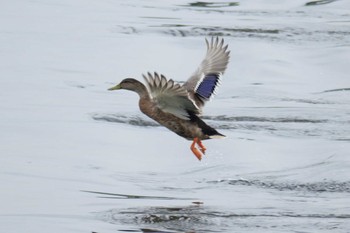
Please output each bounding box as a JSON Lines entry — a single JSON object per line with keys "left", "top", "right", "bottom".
{"left": 209, "top": 132, "right": 226, "bottom": 139}
{"left": 188, "top": 112, "right": 226, "bottom": 139}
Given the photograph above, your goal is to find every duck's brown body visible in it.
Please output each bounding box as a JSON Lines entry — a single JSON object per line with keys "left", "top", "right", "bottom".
{"left": 139, "top": 97, "right": 222, "bottom": 140}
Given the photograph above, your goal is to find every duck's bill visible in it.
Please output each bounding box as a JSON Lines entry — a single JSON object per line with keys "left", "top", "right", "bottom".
{"left": 108, "top": 84, "right": 121, "bottom": 91}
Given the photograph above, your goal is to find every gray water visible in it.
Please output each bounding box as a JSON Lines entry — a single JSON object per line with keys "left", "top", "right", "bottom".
{"left": 0, "top": 0, "right": 350, "bottom": 233}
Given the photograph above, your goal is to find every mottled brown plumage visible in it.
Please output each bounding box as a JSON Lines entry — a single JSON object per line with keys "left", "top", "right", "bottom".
{"left": 108, "top": 37, "right": 230, "bottom": 160}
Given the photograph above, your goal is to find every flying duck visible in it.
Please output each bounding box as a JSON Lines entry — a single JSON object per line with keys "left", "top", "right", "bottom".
{"left": 108, "top": 37, "right": 230, "bottom": 160}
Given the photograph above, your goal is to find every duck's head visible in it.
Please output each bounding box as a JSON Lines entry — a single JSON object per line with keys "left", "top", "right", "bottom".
{"left": 108, "top": 78, "right": 148, "bottom": 97}
{"left": 108, "top": 78, "right": 144, "bottom": 91}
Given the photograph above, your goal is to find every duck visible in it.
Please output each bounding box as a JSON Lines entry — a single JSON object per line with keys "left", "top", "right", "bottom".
{"left": 108, "top": 37, "right": 230, "bottom": 160}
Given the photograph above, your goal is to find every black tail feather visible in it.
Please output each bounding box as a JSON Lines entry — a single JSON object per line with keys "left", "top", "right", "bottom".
{"left": 189, "top": 112, "right": 225, "bottom": 138}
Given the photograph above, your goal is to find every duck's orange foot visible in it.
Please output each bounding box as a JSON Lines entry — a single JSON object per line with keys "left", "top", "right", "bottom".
{"left": 197, "top": 139, "right": 207, "bottom": 154}
{"left": 191, "top": 146, "right": 203, "bottom": 161}
{"left": 190, "top": 138, "right": 206, "bottom": 161}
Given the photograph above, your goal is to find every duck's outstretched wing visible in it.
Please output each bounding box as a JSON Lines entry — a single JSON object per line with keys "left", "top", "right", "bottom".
{"left": 143, "top": 72, "right": 200, "bottom": 120}
{"left": 183, "top": 37, "right": 230, "bottom": 109}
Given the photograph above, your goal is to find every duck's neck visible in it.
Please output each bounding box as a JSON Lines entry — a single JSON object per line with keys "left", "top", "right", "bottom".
{"left": 128, "top": 80, "right": 156, "bottom": 118}
{"left": 128, "top": 80, "right": 150, "bottom": 100}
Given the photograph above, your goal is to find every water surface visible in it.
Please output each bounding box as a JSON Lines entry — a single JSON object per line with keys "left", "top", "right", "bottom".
{"left": 0, "top": 0, "right": 349, "bottom": 232}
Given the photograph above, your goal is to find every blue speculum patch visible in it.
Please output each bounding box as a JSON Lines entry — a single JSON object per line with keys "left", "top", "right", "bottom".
{"left": 196, "top": 74, "right": 220, "bottom": 99}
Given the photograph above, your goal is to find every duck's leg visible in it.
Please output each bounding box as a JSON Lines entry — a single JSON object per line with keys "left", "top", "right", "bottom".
{"left": 196, "top": 139, "right": 206, "bottom": 154}
{"left": 190, "top": 138, "right": 203, "bottom": 161}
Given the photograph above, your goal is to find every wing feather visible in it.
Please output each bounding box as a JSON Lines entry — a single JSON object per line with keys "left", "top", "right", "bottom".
{"left": 183, "top": 37, "right": 230, "bottom": 108}
{"left": 143, "top": 72, "right": 200, "bottom": 120}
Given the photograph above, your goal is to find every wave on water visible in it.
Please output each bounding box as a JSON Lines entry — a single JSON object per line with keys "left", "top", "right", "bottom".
{"left": 92, "top": 113, "right": 327, "bottom": 125}
{"left": 182, "top": 0, "right": 340, "bottom": 7}
{"left": 91, "top": 112, "right": 349, "bottom": 141}
{"left": 114, "top": 2, "right": 350, "bottom": 46}
{"left": 207, "top": 178, "right": 350, "bottom": 193}
{"left": 92, "top": 114, "right": 159, "bottom": 127}
{"left": 95, "top": 204, "right": 350, "bottom": 233}
{"left": 118, "top": 23, "right": 350, "bottom": 45}
{"left": 82, "top": 190, "right": 194, "bottom": 201}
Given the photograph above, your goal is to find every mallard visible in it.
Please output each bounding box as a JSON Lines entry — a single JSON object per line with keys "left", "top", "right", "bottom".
{"left": 108, "top": 37, "right": 230, "bottom": 160}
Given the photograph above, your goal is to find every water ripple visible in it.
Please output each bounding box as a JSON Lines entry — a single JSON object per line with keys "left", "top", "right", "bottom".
{"left": 207, "top": 179, "right": 350, "bottom": 193}
{"left": 82, "top": 190, "right": 194, "bottom": 201}
{"left": 96, "top": 205, "right": 350, "bottom": 233}
{"left": 92, "top": 114, "right": 159, "bottom": 127}
{"left": 92, "top": 113, "right": 327, "bottom": 125}
{"left": 202, "top": 115, "right": 327, "bottom": 123}
{"left": 182, "top": 2, "right": 239, "bottom": 8}
{"left": 91, "top": 113, "right": 350, "bottom": 140}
